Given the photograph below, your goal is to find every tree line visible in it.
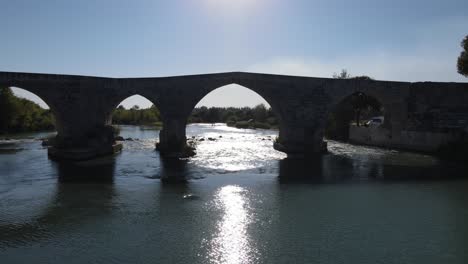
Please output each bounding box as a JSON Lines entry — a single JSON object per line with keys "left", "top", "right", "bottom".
{"left": 0, "top": 87, "right": 55, "bottom": 134}
{"left": 112, "top": 105, "right": 162, "bottom": 126}
{"left": 189, "top": 104, "right": 278, "bottom": 129}
{"left": 112, "top": 103, "right": 279, "bottom": 129}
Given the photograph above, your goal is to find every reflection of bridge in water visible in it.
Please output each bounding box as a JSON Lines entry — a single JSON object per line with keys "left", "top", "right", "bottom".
{"left": 1, "top": 150, "right": 465, "bottom": 247}
{"left": 1, "top": 71, "right": 467, "bottom": 161}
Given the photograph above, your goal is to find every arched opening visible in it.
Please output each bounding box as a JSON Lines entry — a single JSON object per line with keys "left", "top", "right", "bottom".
{"left": 186, "top": 84, "right": 285, "bottom": 171}
{"left": 0, "top": 87, "right": 56, "bottom": 135}
{"left": 325, "top": 92, "right": 386, "bottom": 144}
{"left": 110, "top": 95, "right": 162, "bottom": 147}
{"left": 189, "top": 84, "right": 279, "bottom": 129}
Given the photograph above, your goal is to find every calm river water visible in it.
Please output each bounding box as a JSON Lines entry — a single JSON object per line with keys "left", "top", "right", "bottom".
{"left": 1, "top": 124, "right": 468, "bottom": 264}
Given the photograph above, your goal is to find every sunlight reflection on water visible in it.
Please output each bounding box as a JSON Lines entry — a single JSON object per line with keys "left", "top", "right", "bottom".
{"left": 206, "top": 185, "right": 256, "bottom": 264}
{"left": 187, "top": 124, "right": 286, "bottom": 171}
{"left": 117, "top": 123, "right": 286, "bottom": 172}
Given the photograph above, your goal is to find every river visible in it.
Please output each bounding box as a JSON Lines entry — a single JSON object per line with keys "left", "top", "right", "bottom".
{"left": 1, "top": 124, "right": 468, "bottom": 264}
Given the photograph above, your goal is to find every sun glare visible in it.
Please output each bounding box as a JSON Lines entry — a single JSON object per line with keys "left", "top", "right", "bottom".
{"left": 204, "top": 0, "right": 259, "bottom": 13}
{"left": 206, "top": 185, "right": 256, "bottom": 264}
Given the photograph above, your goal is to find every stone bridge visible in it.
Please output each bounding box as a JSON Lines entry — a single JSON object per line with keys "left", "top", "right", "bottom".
{"left": 1, "top": 71, "right": 467, "bottom": 160}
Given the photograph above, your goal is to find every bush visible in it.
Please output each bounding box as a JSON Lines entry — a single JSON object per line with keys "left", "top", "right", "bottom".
{"left": 253, "top": 122, "right": 271, "bottom": 129}
{"left": 235, "top": 121, "right": 251, "bottom": 129}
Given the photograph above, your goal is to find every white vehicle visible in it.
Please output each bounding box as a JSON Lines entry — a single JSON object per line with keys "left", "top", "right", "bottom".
{"left": 365, "top": 116, "right": 384, "bottom": 127}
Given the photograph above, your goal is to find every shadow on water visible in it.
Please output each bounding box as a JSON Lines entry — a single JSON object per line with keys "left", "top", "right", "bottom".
{"left": 278, "top": 153, "right": 468, "bottom": 184}
{"left": 157, "top": 157, "right": 206, "bottom": 183}
{"left": 0, "top": 159, "right": 117, "bottom": 248}
{"left": 55, "top": 158, "right": 116, "bottom": 183}
{"left": 278, "top": 157, "right": 327, "bottom": 183}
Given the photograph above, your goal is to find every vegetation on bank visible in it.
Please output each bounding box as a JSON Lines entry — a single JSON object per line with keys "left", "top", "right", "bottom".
{"left": 112, "top": 105, "right": 162, "bottom": 126}
{"left": 0, "top": 87, "right": 55, "bottom": 134}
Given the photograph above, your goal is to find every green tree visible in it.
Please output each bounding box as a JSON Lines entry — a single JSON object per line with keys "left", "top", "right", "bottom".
{"left": 253, "top": 104, "right": 268, "bottom": 122}
{"left": 111, "top": 104, "right": 162, "bottom": 125}
{"left": 206, "top": 107, "right": 220, "bottom": 123}
{"left": 0, "top": 87, "right": 18, "bottom": 132}
{"left": 457, "top": 35, "right": 468, "bottom": 77}
{"left": 0, "top": 88, "right": 55, "bottom": 134}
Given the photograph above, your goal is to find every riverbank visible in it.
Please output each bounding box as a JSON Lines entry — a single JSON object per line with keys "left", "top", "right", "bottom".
{"left": 113, "top": 121, "right": 163, "bottom": 127}
{"left": 0, "top": 130, "right": 57, "bottom": 141}
{"left": 226, "top": 120, "right": 278, "bottom": 130}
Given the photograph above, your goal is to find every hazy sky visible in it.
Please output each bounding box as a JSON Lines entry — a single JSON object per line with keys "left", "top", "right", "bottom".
{"left": 2, "top": 0, "right": 467, "bottom": 109}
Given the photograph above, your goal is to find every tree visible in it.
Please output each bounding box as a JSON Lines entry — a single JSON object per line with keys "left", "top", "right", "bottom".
{"left": 0, "top": 87, "right": 18, "bottom": 132}
{"left": 333, "top": 69, "right": 351, "bottom": 79}
{"left": 0, "top": 88, "right": 55, "bottom": 134}
{"left": 350, "top": 92, "right": 381, "bottom": 126}
{"left": 206, "top": 107, "right": 220, "bottom": 123}
{"left": 457, "top": 35, "right": 468, "bottom": 77}
{"left": 111, "top": 104, "right": 162, "bottom": 125}
{"left": 253, "top": 104, "right": 268, "bottom": 122}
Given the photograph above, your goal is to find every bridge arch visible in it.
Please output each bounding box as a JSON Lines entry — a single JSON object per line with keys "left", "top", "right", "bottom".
{"left": 155, "top": 79, "right": 286, "bottom": 158}
{"left": 324, "top": 91, "right": 386, "bottom": 142}
{"left": 103, "top": 92, "right": 163, "bottom": 126}
{"left": 186, "top": 82, "right": 284, "bottom": 132}
{"left": 325, "top": 80, "right": 398, "bottom": 132}
{"left": 328, "top": 80, "right": 392, "bottom": 114}
{"left": 185, "top": 81, "right": 284, "bottom": 126}
{"left": 318, "top": 78, "right": 412, "bottom": 152}
{"left": 185, "top": 83, "right": 284, "bottom": 158}
{"left": 104, "top": 94, "right": 163, "bottom": 152}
